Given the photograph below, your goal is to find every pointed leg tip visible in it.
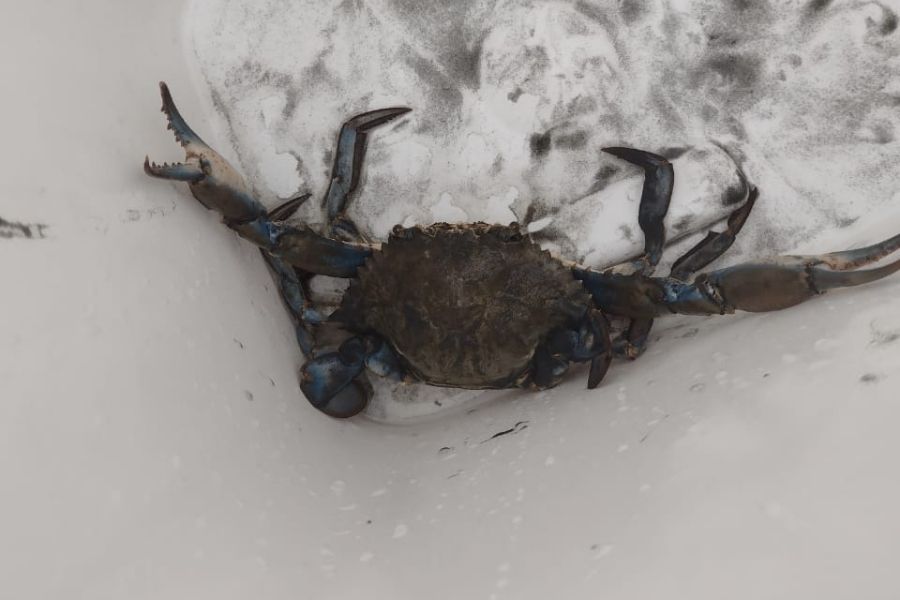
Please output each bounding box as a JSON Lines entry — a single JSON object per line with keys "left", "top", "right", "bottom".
{"left": 602, "top": 146, "right": 669, "bottom": 167}
{"left": 587, "top": 355, "right": 611, "bottom": 389}
{"left": 350, "top": 106, "right": 413, "bottom": 132}
{"left": 158, "top": 81, "right": 174, "bottom": 110}
{"left": 747, "top": 186, "right": 759, "bottom": 202}
{"left": 268, "top": 192, "right": 312, "bottom": 220}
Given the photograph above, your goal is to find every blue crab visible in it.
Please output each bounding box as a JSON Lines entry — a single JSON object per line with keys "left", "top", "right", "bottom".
{"left": 145, "top": 82, "right": 900, "bottom": 418}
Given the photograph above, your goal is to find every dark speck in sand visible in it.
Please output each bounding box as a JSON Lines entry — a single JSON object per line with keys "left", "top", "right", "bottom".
{"left": 860, "top": 373, "right": 880, "bottom": 384}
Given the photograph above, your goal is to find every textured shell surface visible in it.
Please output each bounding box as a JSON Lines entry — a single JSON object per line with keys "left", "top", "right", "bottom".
{"left": 338, "top": 223, "right": 591, "bottom": 388}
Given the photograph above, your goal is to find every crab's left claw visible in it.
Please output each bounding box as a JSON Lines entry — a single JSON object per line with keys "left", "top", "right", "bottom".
{"left": 144, "top": 81, "right": 267, "bottom": 223}
{"left": 300, "top": 337, "right": 374, "bottom": 418}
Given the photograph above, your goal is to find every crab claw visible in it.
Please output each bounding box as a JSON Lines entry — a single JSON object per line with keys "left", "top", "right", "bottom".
{"left": 144, "top": 81, "right": 266, "bottom": 223}
{"left": 143, "top": 157, "right": 204, "bottom": 182}
{"left": 300, "top": 341, "right": 372, "bottom": 418}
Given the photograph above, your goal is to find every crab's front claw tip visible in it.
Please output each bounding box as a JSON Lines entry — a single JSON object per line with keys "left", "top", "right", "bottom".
{"left": 155, "top": 80, "right": 206, "bottom": 148}
{"left": 143, "top": 155, "right": 204, "bottom": 182}
{"left": 347, "top": 106, "right": 412, "bottom": 132}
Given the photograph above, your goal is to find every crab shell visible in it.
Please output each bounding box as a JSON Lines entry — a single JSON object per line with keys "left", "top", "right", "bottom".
{"left": 334, "top": 222, "right": 592, "bottom": 388}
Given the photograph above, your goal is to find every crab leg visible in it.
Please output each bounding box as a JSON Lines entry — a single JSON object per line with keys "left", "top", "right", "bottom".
{"left": 530, "top": 309, "right": 612, "bottom": 389}
{"left": 600, "top": 148, "right": 673, "bottom": 358}
{"left": 576, "top": 231, "right": 900, "bottom": 318}
{"left": 323, "top": 106, "right": 412, "bottom": 241}
{"left": 300, "top": 335, "right": 405, "bottom": 418}
{"left": 603, "top": 147, "right": 674, "bottom": 274}
{"left": 670, "top": 186, "right": 758, "bottom": 280}
{"left": 602, "top": 148, "right": 758, "bottom": 357}
{"left": 255, "top": 194, "right": 326, "bottom": 355}
{"left": 610, "top": 183, "right": 757, "bottom": 356}
{"left": 144, "top": 82, "right": 373, "bottom": 278}
{"left": 612, "top": 318, "right": 654, "bottom": 360}
{"left": 259, "top": 251, "right": 323, "bottom": 356}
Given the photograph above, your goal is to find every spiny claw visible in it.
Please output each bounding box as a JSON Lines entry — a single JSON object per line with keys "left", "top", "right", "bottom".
{"left": 145, "top": 81, "right": 266, "bottom": 223}
{"left": 159, "top": 81, "right": 207, "bottom": 150}
{"left": 143, "top": 156, "right": 204, "bottom": 182}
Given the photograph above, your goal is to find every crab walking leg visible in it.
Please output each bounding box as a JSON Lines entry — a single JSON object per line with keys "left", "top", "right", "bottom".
{"left": 259, "top": 252, "right": 323, "bottom": 356}
{"left": 530, "top": 309, "right": 612, "bottom": 389}
{"left": 602, "top": 147, "right": 674, "bottom": 274}
{"left": 575, "top": 231, "right": 900, "bottom": 318}
{"left": 600, "top": 147, "right": 673, "bottom": 358}
{"left": 612, "top": 318, "right": 654, "bottom": 360}
{"left": 670, "top": 187, "right": 758, "bottom": 280}
{"left": 323, "top": 107, "right": 412, "bottom": 241}
{"left": 229, "top": 219, "right": 373, "bottom": 277}
{"left": 255, "top": 195, "right": 328, "bottom": 355}
{"left": 612, "top": 186, "right": 759, "bottom": 357}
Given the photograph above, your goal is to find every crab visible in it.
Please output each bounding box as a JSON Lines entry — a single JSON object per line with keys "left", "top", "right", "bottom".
{"left": 145, "top": 82, "right": 900, "bottom": 418}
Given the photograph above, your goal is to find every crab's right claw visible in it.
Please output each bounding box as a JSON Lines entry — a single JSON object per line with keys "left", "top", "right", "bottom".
{"left": 144, "top": 81, "right": 267, "bottom": 223}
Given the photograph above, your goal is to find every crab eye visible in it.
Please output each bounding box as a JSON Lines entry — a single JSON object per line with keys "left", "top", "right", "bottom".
{"left": 199, "top": 156, "right": 213, "bottom": 176}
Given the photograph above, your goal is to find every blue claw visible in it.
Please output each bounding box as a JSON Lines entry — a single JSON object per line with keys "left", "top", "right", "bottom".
{"left": 298, "top": 335, "right": 402, "bottom": 417}
{"left": 144, "top": 81, "right": 267, "bottom": 223}
{"left": 300, "top": 350, "right": 367, "bottom": 409}
{"left": 317, "top": 380, "right": 373, "bottom": 419}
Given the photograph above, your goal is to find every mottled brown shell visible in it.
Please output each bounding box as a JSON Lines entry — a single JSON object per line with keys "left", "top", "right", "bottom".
{"left": 336, "top": 222, "right": 591, "bottom": 388}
